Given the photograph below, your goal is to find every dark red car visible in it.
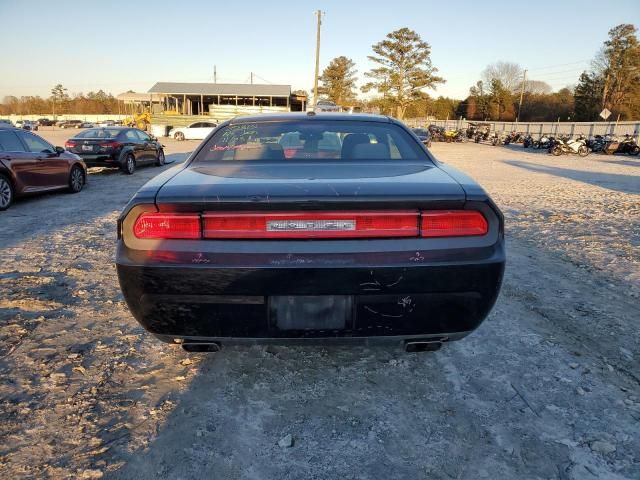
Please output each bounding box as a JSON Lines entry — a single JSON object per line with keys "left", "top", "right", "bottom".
{"left": 0, "top": 126, "right": 87, "bottom": 210}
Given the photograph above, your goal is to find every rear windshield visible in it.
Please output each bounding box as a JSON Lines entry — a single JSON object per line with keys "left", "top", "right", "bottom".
{"left": 74, "top": 128, "right": 121, "bottom": 139}
{"left": 194, "top": 120, "right": 425, "bottom": 162}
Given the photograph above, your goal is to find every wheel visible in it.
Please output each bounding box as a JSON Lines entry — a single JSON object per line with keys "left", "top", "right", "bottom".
{"left": 0, "top": 174, "right": 14, "bottom": 211}
{"left": 122, "top": 154, "right": 136, "bottom": 174}
{"left": 578, "top": 145, "right": 589, "bottom": 157}
{"left": 630, "top": 146, "right": 640, "bottom": 156}
{"left": 68, "top": 165, "right": 85, "bottom": 192}
{"left": 551, "top": 145, "right": 563, "bottom": 156}
{"left": 174, "top": 131, "right": 185, "bottom": 141}
{"left": 155, "top": 149, "right": 165, "bottom": 166}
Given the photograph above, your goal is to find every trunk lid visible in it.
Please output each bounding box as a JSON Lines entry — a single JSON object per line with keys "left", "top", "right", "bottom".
{"left": 155, "top": 162, "right": 466, "bottom": 210}
{"left": 66, "top": 138, "right": 118, "bottom": 155}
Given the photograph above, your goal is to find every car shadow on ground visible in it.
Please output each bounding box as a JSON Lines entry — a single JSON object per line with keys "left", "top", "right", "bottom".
{"left": 86, "top": 153, "right": 188, "bottom": 176}
{"left": 504, "top": 159, "right": 640, "bottom": 194}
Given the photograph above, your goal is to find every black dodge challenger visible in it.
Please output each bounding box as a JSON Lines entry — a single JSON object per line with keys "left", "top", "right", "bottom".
{"left": 116, "top": 113, "right": 505, "bottom": 352}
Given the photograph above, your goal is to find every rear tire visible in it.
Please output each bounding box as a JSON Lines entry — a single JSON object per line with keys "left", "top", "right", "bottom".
{"left": 122, "top": 154, "right": 136, "bottom": 175}
{"left": 0, "top": 174, "right": 14, "bottom": 211}
{"left": 630, "top": 146, "right": 640, "bottom": 156}
{"left": 68, "top": 165, "right": 85, "bottom": 193}
{"left": 156, "top": 149, "right": 165, "bottom": 166}
{"left": 578, "top": 145, "right": 589, "bottom": 157}
{"left": 551, "top": 145, "right": 562, "bottom": 156}
{"left": 174, "top": 131, "right": 185, "bottom": 141}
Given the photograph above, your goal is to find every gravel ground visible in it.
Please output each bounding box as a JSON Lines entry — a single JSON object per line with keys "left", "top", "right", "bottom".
{"left": 0, "top": 132, "right": 638, "bottom": 479}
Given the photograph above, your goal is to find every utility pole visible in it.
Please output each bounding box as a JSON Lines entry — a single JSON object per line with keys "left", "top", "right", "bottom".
{"left": 313, "top": 10, "right": 323, "bottom": 109}
{"left": 516, "top": 69, "right": 527, "bottom": 122}
{"left": 214, "top": 65, "right": 217, "bottom": 84}
{"left": 250, "top": 72, "right": 253, "bottom": 84}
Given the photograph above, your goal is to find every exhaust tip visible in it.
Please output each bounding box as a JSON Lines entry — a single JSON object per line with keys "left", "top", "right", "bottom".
{"left": 404, "top": 340, "right": 443, "bottom": 353}
{"left": 182, "top": 342, "right": 221, "bottom": 353}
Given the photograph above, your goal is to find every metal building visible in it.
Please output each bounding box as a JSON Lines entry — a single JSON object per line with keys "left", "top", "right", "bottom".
{"left": 146, "top": 82, "right": 306, "bottom": 116}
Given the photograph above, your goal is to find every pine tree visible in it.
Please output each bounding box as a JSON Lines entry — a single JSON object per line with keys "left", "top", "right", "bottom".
{"left": 362, "top": 28, "right": 444, "bottom": 119}
{"left": 317, "top": 57, "right": 358, "bottom": 106}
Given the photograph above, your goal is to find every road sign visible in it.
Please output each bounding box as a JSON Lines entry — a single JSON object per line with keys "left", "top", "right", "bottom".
{"left": 600, "top": 108, "right": 611, "bottom": 120}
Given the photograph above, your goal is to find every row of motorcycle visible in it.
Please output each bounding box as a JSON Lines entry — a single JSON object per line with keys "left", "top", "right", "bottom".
{"left": 522, "top": 133, "right": 639, "bottom": 157}
{"left": 427, "top": 124, "right": 640, "bottom": 157}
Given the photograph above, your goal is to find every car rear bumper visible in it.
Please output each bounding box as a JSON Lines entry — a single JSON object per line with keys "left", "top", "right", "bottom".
{"left": 79, "top": 155, "right": 121, "bottom": 167}
{"left": 116, "top": 251, "right": 504, "bottom": 342}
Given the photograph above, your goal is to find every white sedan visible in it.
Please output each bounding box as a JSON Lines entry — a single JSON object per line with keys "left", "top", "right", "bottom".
{"left": 169, "top": 121, "right": 217, "bottom": 141}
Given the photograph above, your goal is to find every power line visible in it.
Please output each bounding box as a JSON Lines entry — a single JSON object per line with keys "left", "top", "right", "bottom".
{"left": 527, "top": 60, "right": 591, "bottom": 71}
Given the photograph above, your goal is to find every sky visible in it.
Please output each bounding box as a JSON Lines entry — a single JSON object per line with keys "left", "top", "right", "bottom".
{"left": 1, "top": 0, "right": 639, "bottom": 101}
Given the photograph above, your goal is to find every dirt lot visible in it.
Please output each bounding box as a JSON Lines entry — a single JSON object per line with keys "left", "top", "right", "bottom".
{"left": 1, "top": 130, "right": 638, "bottom": 479}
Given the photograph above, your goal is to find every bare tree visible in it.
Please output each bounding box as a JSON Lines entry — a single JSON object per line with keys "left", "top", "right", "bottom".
{"left": 481, "top": 61, "right": 524, "bottom": 93}
{"left": 523, "top": 80, "right": 552, "bottom": 95}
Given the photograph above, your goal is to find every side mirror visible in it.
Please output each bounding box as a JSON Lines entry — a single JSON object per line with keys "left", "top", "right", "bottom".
{"left": 55, "top": 146, "right": 65, "bottom": 155}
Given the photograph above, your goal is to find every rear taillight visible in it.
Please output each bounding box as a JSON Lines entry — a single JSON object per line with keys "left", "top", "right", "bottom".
{"left": 203, "top": 211, "right": 419, "bottom": 239}
{"left": 65, "top": 140, "right": 76, "bottom": 149}
{"left": 131, "top": 211, "right": 488, "bottom": 240}
{"left": 133, "top": 213, "right": 201, "bottom": 239}
{"left": 420, "top": 211, "right": 488, "bottom": 237}
{"left": 100, "top": 141, "right": 122, "bottom": 149}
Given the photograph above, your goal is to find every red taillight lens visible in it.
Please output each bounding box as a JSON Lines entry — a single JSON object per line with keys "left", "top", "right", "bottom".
{"left": 100, "top": 141, "right": 122, "bottom": 149}
{"left": 203, "top": 211, "right": 419, "bottom": 239}
{"left": 131, "top": 211, "right": 488, "bottom": 240}
{"left": 420, "top": 211, "right": 488, "bottom": 237}
{"left": 133, "top": 213, "right": 201, "bottom": 239}
{"left": 65, "top": 141, "right": 76, "bottom": 148}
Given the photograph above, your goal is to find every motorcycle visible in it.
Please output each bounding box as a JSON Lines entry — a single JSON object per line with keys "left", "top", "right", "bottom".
{"left": 586, "top": 135, "right": 608, "bottom": 153}
{"left": 550, "top": 135, "right": 589, "bottom": 157}
{"left": 534, "top": 134, "right": 553, "bottom": 149}
{"left": 615, "top": 134, "right": 640, "bottom": 156}
{"left": 522, "top": 134, "right": 534, "bottom": 148}
{"left": 491, "top": 132, "right": 509, "bottom": 146}
{"left": 503, "top": 131, "right": 524, "bottom": 145}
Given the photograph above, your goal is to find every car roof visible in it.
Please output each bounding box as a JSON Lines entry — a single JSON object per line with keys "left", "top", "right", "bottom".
{"left": 84, "top": 126, "right": 129, "bottom": 130}
{"left": 227, "top": 112, "right": 392, "bottom": 125}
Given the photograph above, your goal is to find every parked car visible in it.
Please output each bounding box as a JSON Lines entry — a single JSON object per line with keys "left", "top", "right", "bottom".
{"left": 21, "top": 120, "right": 38, "bottom": 131}
{"left": 411, "top": 128, "right": 432, "bottom": 148}
{"left": 59, "top": 120, "right": 82, "bottom": 129}
{"left": 0, "top": 119, "right": 14, "bottom": 127}
{"left": 37, "top": 118, "right": 54, "bottom": 126}
{"left": 169, "top": 121, "right": 217, "bottom": 141}
{"left": 97, "top": 120, "right": 115, "bottom": 127}
{"left": 79, "top": 122, "right": 95, "bottom": 129}
{"left": 314, "top": 100, "right": 340, "bottom": 112}
{"left": 0, "top": 125, "right": 86, "bottom": 210}
{"left": 116, "top": 113, "right": 505, "bottom": 352}
{"left": 65, "top": 127, "right": 165, "bottom": 174}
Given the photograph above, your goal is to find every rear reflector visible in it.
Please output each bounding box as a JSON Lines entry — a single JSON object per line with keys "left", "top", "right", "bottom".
{"left": 133, "top": 213, "right": 201, "bottom": 239}
{"left": 420, "top": 211, "right": 488, "bottom": 237}
{"left": 202, "top": 211, "right": 419, "bottom": 238}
